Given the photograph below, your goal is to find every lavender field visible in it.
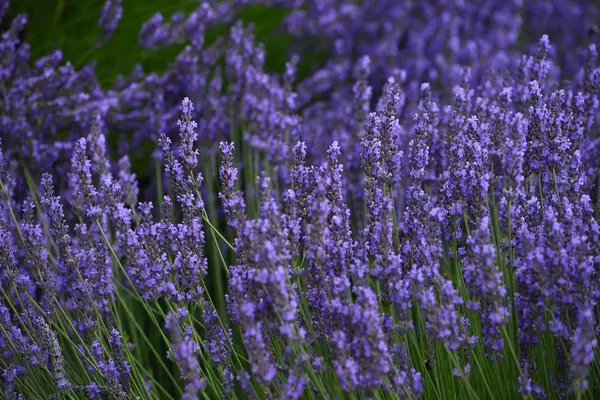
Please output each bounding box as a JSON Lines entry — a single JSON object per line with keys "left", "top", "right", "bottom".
{"left": 1, "top": 0, "right": 600, "bottom": 398}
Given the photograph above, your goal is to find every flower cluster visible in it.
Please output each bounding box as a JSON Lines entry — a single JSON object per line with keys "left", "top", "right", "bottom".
{"left": 1, "top": 0, "right": 600, "bottom": 398}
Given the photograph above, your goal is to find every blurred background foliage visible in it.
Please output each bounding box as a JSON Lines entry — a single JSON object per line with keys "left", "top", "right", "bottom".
{"left": 3, "top": 0, "right": 315, "bottom": 88}
{"left": 3, "top": 0, "right": 330, "bottom": 187}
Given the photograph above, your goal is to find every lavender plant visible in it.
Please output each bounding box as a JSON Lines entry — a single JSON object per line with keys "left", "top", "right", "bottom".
{"left": 2, "top": 0, "right": 600, "bottom": 398}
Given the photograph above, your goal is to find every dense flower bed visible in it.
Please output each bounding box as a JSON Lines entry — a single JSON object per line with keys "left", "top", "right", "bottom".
{"left": 1, "top": 0, "right": 600, "bottom": 398}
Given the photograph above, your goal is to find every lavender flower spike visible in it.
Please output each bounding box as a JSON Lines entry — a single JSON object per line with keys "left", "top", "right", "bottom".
{"left": 166, "top": 308, "right": 206, "bottom": 399}
{"left": 98, "top": 0, "right": 123, "bottom": 41}
{"left": 219, "top": 141, "right": 246, "bottom": 231}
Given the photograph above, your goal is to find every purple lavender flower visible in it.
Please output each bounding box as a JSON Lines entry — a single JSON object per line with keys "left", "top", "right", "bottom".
{"left": 90, "top": 335, "right": 130, "bottom": 400}
{"left": 570, "top": 305, "right": 598, "bottom": 392}
{"left": 329, "top": 286, "right": 390, "bottom": 391}
{"left": 171, "top": 217, "right": 207, "bottom": 302}
{"left": 108, "top": 329, "right": 131, "bottom": 394}
{"left": 203, "top": 301, "right": 231, "bottom": 365}
{"left": 177, "top": 97, "right": 200, "bottom": 171}
{"left": 0, "top": 294, "right": 42, "bottom": 389}
{"left": 226, "top": 175, "right": 303, "bottom": 384}
{"left": 287, "top": 141, "right": 313, "bottom": 228}
{"left": 0, "top": 140, "right": 16, "bottom": 203}
{"left": 117, "top": 156, "right": 138, "bottom": 208}
{"left": 517, "top": 360, "right": 546, "bottom": 398}
{"left": 68, "top": 137, "right": 99, "bottom": 217}
{"left": 73, "top": 223, "right": 114, "bottom": 318}
{"left": 0, "top": 1, "right": 9, "bottom": 22}
{"left": 166, "top": 308, "right": 206, "bottom": 399}
{"left": 3, "top": 0, "right": 600, "bottom": 397}
{"left": 404, "top": 109, "right": 467, "bottom": 351}
{"left": 21, "top": 198, "right": 56, "bottom": 314}
{"left": 360, "top": 107, "right": 412, "bottom": 333}
{"left": 390, "top": 343, "right": 423, "bottom": 398}
{"left": 352, "top": 56, "right": 372, "bottom": 140}
{"left": 281, "top": 370, "right": 305, "bottom": 400}
{"left": 442, "top": 112, "right": 490, "bottom": 225}
{"left": 98, "top": 0, "right": 123, "bottom": 41}
{"left": 238, "top": 312, "right": 276, "bottom": 383}
{"left": 138, "top": 13, "right": 182, "bottom": 50}
{"left": 87, "top": 114, "right": 111, "bottom": 180}
{"left": 304, "top": 142, "right": 355, "bottom": 321}
{"left": 87, "top": 382, "right": 102, "bottom": 400}
{"left": 0, "top": 216, "right": 19, "bottom": 287}
{"left": 119, "top": 207, "right": 177, "bottom": 301}
{"left": 218, "top": 142, "right": 246, "bottom": 231}
{"left": 37, "top": 316, "right": 71, "bottom": 392}
{"left": 464, "top": 215, "right": 508, "bottom": 352}
{"left": 40, "top": 173, "right": 71, "bottom": 256}
{"left": 375, "top": 83, "right": 404, "bottom": 186}
{"left": 159, "top": 98, "right": 205, "bottom": 223}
